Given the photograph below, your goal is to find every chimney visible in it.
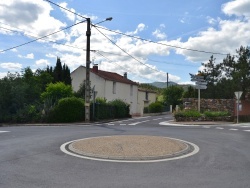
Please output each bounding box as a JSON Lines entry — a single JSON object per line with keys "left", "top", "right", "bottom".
{"left": 93, "top": 64, "right": 98, "bottom": 73}
{"left": 124, "top": 72, "right": 127, "bottom": 79}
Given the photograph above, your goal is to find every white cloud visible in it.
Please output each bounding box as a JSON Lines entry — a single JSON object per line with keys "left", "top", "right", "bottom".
{"left": 0, "top": 72, "right": 7, "bottom": 79}
{"left": 127, "top": 23, "right": 146, "bottom": 35}
{"left": 0, "top": 62, "right": 22, "bottom": 70}
{"left": 18, "top": 53, "right": 34, "bottom": 59}
{"left": 152, "top": 29, "right": 167, "bottom": 40}
{"left": 36, "top": 59, "right": 50, "bottom": 66}
{"left": 59, "top": 2, "right": 75, "bottom": 21}
{"left": 0, "top": 0, "right": 66, "bottom": 41}
{"left": 222, "top": 0, "right": 250, "bottom": 17}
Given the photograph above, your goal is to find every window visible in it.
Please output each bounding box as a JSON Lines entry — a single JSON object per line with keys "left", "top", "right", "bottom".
{"left": 113, "top": 82, "right": 116, "bottom": 94}
{"left": 145, "top": 91, "right": 149, "bottom": 100}
{"left": 130, "top": 85, "right": 133, "bottom": 96}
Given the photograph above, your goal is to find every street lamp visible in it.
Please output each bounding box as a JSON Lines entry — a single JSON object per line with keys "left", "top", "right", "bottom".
{"left": 85, "top": 17, "right": 112, "bottom": 122}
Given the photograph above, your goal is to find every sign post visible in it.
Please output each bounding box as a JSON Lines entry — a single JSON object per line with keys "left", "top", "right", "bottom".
{"left": 190, "top": 73, "right": 207, "bottom": 112}
{"left": 234, "top": 91, "right": 243, "bottom": 124}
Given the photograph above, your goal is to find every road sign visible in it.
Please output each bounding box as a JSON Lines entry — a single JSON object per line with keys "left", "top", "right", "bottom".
{"left": 234, "top": 91, "right": 243, "bottom": 99}
{"left": 196, "top": 81, "right": 207, "bottom": 85}
{"left": 189, "top": 73, "right": 204, "bottom": 79}
{"left": 195, "top": 85, "right": 207, "bottom": 90}
{"left": 191, "top": 78, "right": 204, "bottom": 82}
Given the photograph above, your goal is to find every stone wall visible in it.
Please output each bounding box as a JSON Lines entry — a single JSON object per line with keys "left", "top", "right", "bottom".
{"left": 183, "top": 98, "right": 235, "bottom": 115}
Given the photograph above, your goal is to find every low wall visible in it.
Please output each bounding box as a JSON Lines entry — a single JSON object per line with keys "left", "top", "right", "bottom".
{"left": 183, "top": 98, "right": 234, "bottom": 115}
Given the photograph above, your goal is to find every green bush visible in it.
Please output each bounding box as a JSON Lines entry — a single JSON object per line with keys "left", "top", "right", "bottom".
{"left": 204, "top": 111, "right": 230, "bottom": 117}
{"left": 108, "top": 99, "right": 130, "bottom": 118}
{"left": 143, "top": 107, "right": 149, "bottom": 113}
{"left": 174, "top": 110, "right": 202, "bottom": 118}
{"left": 48, "top": 97, "right": 85, "bottom": 123}
{"left": 41, "top": 82, "right": 73, "bottom": 104}
{"left": 148, "top": 102, "right": 164, "bottom": 113}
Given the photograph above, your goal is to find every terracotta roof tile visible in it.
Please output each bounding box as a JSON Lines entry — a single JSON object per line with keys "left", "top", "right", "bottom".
{"left": 91, "top": 68, "right": 138, "bottom": 85}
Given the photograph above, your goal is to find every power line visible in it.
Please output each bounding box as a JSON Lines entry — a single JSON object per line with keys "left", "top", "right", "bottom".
{"left": 44, "top": 0, "right": 87, "bottom": 20}
{"left": 0, "top": 20, "right": 86, "bottom": 53}
{"left": 95, "top": 51, "right": 157, "bottom": 82}
{"left": 93, "top": 25, "right": 167, "bottom": 75}
{"left": 94, "top": 25, "right": 229, "bottom": 56}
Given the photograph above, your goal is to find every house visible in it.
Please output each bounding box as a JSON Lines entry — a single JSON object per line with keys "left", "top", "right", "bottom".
{"left": 137, "top": 88, "right": 157, "bottom": 115}
{"left": 71, "top": 65, "right": 140, "bottom": 116}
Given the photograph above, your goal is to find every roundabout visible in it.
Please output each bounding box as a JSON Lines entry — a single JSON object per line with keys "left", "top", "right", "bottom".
{"left": 60, "top": 135, "right": 199, "bottom": 162}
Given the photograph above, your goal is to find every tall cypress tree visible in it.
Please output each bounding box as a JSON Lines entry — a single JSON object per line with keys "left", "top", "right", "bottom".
{"left": 54, "top": 57, "right": 62, "bottom": 82}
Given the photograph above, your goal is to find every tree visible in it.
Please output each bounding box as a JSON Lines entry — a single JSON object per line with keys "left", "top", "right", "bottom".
{"left": 200, "top": 55, "right": 221, "bottom": 98}
{"left": 41, "top": 82, "right": 73, "bottom": 105}
{"left": 183, "top": 86, "right": 197, "bottom": 98}
{"left": 221, "top": 46, "right": 250, "bottom": 99}
{"left": 162, "top": 85, "right": 184, "bottom": 110}
{"left": 54, "top": 57, "right": 63, "bottom": 82}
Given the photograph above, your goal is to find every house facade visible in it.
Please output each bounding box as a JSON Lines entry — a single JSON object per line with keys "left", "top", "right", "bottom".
{"left": 71, "top": 65, "right": 140, "bottom": 116}
{"left": 137, "top": 88, "right": 157, "bottom": 115}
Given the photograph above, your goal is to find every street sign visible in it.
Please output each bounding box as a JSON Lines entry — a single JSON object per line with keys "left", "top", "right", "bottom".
{"left": 189, "top": 73, "right": 204, "bottom": 79}
{"left": 234, "top": 91, "right": 243, "bottom": 100}
{"left": 196, "top": 81, "right": 207, "bottom": 85}
{"left": 195, "top": 85, "right": 207, "bottom": 90}
{"left": 191, "top": 78, "right": 205, "bottom": 82}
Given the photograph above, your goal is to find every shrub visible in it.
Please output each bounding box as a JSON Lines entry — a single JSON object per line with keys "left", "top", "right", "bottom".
{"left": 204, "top": 111, "right": 230, "bottom": 117}
{"left": 174, "top": 110, "right": 202, "bottom": 118}
{"left": 41, "top": 82, "right": 73, "bottom": 104}
{"left": 48, "top": 97, "right": 85, "bottom": 123}
{"left": 108, "top": 99, "right": 130, "bottom": 118}
{"left": 148, "top": 102, "right": 164, "bottom": 113}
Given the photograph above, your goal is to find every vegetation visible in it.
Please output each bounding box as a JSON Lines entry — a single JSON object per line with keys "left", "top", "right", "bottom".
{"left": 47, "top": 97, "right": 85, "bottom": 123}
{"left": 199, "top": 46, "right": 250, "bottom": 99}
{"left": 162, "top": 85, "right": 184, "bottom": 110}
{"left": 148, "top": 102, "right": 164, "bottom": 113}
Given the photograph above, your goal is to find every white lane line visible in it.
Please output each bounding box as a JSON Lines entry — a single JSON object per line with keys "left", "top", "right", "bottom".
{"left": 229, "top": 128, "right": 238, "bottom": 131}
{"left": 153, "top": 118, "right": 163, "bottom": 121}
{"left": 120, "top": 124, "right": 126, "bottom": 126}
{"left": 106, "top": 124, "right": 114, "bottom": 126}
{"left": 243, "top": 130, "right": 250, "bottom": 132}
{"left": 202, "top": 126, "right": 210, "bottom": 128}
{"left": 129, "top": 120, "right": 150, "bottom": 125}
{"left": 215, "top": 127, "right": 224, "bottom": 130}
{"left": 240, "top": 125, "right": 250, "bottom": 128}
{"left": 133, "top": 116, "right": 151, "bottom": 120}
{"left": 0, "top": 131, "right": 9, "bottom": 133}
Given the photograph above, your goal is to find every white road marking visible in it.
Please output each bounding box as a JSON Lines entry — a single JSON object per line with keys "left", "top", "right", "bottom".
{"left": 215, "top": 127, "right": 224, "bottom": 129}
{"left": 106, "top": 124, "right": 114, "bottom": 126}
{"left": 202, "top": 126, "right": 210, "bottom": 128}
{"left": 243, "top": 130, "right": 250, "bottom": 132}
{"left": 240, "top": 125, "right": 250, "bottom": 128}
{"left": 229, "top": 128, "right": 238, "bottom": 131}
{"left": 0, "top": 131, "right": 9, "bottom": 133}
{"left": 153, "top": 118, "right": 162, "bottom": 120}
{"left": 120, "top": 124, "right": 126, "bottom": 126}
{"left": 129, "top": 120, "right": 150, "bottom": 125}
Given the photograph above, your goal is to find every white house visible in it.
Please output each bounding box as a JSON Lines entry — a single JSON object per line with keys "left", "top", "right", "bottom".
{"left": 137, "top": 88, "right": 157, "bottom": 115}
{"left": 71, "top": 65, "right": 140, "bottom": 116}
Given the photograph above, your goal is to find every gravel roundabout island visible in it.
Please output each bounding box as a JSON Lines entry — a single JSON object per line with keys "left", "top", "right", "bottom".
{"left": 62, "top": 135, "right": 198, "bottom": 162}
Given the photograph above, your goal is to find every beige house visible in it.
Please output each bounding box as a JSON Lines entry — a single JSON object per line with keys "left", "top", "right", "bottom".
{"left": 71, "top": 65, "right": 140, "bottom": 116}
{"left": 137, "top": 88, "right": 157, "bottom": 115}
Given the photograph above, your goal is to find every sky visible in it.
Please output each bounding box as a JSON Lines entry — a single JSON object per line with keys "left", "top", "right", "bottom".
{"left": 0, "top": 0, "right": 250, "bottom": 84}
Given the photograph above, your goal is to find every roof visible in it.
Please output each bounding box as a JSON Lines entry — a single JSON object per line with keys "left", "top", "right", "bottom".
{"left": 91, "top": 68, "right": 138, "bottom": 85}
{"left": 138, "top": 88, "right": 157, "bottom": 93}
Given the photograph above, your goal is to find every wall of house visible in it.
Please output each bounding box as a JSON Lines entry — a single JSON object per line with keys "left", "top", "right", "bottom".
{"left": 104, "top": 80, "right": 139, "bottom": 116}
{"left": 71, "top": 66, "right": 140, "bottom": 116}
{"left": 137, "top": 90, "right": 157, "bottom": 116}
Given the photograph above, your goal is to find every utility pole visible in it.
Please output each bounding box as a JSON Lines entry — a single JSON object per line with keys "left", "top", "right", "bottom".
{"left": 85, "top": 18, "right": 91, "bottom": 122}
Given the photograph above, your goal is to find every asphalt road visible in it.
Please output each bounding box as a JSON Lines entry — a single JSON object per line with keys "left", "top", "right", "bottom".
{"left": 0, "top": 115, "right": 250, "bottom": 188}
